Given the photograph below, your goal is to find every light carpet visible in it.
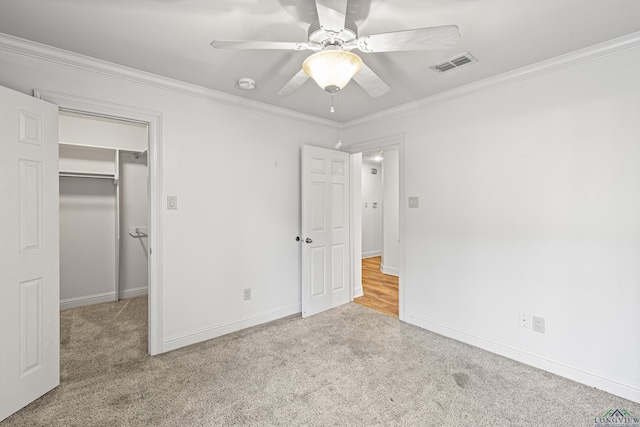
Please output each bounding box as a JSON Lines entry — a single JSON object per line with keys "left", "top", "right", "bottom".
{"left": 2, "top": 296, "right": 638, "bottom": 426}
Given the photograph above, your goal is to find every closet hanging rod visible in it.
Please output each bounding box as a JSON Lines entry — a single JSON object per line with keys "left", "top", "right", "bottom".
{"left": 59, "top": 171, "right": 116, "bottom": 180}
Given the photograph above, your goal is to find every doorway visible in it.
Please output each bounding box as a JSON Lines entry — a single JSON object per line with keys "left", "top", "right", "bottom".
{"left": 347, "top": 135, "right": 405, "bottom": 320}
{"left": 354, "top": 147, "right": 399, "bottom": 317}
{"left": 34, "top": 89, "right": 163, "bottom": 355}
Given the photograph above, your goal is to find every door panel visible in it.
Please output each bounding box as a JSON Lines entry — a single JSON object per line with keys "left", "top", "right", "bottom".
{"left": 0, "top": 85, "right": 60, "bottom": 422}
{"left": 302, "top": 145, "right": 350, "bottom": 317}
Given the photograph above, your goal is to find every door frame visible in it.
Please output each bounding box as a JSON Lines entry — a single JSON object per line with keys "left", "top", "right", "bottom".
{"left": 33, "top": 89, "right": 164, "bottom": 355}
{"left": 344, "top": 133, "right": 406, "bottom": 321}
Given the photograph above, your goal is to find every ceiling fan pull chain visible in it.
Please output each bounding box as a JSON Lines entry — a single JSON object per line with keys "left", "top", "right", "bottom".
{"left": 330, "top": 92, "right": 335, "bottom": 113}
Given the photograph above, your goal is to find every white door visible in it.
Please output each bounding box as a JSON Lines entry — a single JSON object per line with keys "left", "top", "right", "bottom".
{"left": 0, "top": 85, "right": 60, "bottom": 421}
{"left": 301, "top": 145, "right": 350, "bottom": 317}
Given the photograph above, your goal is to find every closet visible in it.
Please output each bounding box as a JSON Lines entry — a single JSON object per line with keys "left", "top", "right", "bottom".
{"left": 59, "top": 111, "right": 148, "bottom": 309}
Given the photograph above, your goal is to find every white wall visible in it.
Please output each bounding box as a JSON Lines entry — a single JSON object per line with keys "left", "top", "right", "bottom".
{"left": 0, "top": 35, "right": 338, "bottom": 352}
{"left": 60, "top": 112, "right": 147, "bottom": 151}
{"left": 59, "top": 177, "right": 116, "bottom": 305}
{"left": 119, "top": 152, "right": 148, "bottom": 299}
{"left": 361, "top": 163, "right": 382, "bottom": 258}
{"left": 342, "top": 42, "right": 640, "bottom": 402}
{"left": 381, "top": 150, "right": 399, "bottom": 276}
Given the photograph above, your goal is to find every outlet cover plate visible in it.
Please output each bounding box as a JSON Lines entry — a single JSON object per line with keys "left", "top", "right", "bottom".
{"left": 533, "top": 316, "right": 545, "bottom": 333}
{"left": 519, "top": 312, "right": 529, "bottom": 328}
{"left": 243, "top": 288, "right": 251, "bottom": 301}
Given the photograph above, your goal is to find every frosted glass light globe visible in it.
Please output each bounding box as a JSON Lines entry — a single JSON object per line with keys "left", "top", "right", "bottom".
{"left": 302, "top": 50, "right": 363, "bottom": 93}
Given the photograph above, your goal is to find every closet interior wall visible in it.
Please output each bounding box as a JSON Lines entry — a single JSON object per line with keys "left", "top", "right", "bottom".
{"left": 58, "top": 111, "right": 148, "bottom": 310}
{"left": 118, "top": 151, "right": 149, "bottom": 299}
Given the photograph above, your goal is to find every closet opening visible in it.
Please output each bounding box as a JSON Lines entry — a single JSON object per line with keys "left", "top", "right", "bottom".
{"left": 58, "top": 110, "right": 149, "bottom": 349}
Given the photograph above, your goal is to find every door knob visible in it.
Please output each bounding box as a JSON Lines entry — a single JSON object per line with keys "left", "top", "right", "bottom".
{"left": 305, "top": 238, "right": 313, "bottom": 243}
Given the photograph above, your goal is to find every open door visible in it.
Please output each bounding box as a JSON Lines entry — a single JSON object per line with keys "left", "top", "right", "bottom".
{"left": 0, "top": 85, "right": 60, "bottom": 421}
{"left": 301, "top": 145, "right": 350, "bottom": 317}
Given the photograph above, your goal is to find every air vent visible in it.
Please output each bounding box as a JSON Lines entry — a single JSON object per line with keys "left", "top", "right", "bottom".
{"left": 430, "top": 53, "right": 477, "bottom": 74}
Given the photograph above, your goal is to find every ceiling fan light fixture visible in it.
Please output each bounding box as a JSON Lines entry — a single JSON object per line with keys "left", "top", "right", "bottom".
{"left": 302, "top": 50, "right": 363, "bottom": 93}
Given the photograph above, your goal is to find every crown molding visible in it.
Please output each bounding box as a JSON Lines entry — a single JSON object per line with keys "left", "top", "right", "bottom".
{"left": 342, "top": 31, "right": 640, "bottom": 130}
{"left": 0, "top": 32, "right": 337, "bottom": 128}
{"left": 3, "top": 30, "right": 639, "bottom": 131}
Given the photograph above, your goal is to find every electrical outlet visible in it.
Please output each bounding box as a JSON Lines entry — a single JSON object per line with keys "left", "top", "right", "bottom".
{"left": 532, "top": 316, "right": 545, "bottom": 333}
{"left": 243, "top": 288, "right": 251, "bottom": 301}
{"left": 519, "top": 312, "right": 529, "bottom": 328}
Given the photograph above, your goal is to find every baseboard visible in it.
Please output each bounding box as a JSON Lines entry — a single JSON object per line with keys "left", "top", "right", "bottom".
{"left": 405, "top": 312, "right": 640, "bottom": 404}
{"left": 353, "top": 286, "right": 364, "bottom": 298}
{"left": 119, "top": 286, "right": 148, "bottom": 300}
{"left": 381, "top": 264, "right": 399, "bottom": 276}
{"left": 60, "top": 291, "right": 116, "bottom": 310}
{"left": 362, "top": 251, "right": 382, "bottom": 258}
{"left": 162, "top": 303, "right": 301, "bottom": 352}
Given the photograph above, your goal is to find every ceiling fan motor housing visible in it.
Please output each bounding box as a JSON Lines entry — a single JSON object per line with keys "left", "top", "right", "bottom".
{"left": 308, "top": 19, "right": 358, "bottom": 49}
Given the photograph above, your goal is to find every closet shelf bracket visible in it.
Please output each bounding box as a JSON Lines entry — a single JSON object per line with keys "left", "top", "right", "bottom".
{"left": 128, "top": 227, "right": 148, "bottom": 238}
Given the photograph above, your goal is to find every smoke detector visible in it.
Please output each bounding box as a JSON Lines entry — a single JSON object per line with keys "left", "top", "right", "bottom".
{"left": 237, "top": 77, "right": 256, "bottom": 90}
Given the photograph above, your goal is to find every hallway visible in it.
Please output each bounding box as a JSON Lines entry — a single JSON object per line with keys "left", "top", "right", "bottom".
{"left": 354, "top": 256, "right": 399, "bottom": 317}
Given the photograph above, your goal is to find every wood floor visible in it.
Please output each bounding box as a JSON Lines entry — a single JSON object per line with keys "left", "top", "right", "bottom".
{"left": 354, "top": 256, "right": 399, "bottom": 317}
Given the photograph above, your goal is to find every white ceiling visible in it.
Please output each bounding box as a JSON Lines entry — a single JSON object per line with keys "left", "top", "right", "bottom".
{"left": 1, "top": 0, "right": 640, "bottom": 122}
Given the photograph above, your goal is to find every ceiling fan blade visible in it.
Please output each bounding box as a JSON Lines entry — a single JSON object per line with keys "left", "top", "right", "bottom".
{"left": 278, "top": 69, "right": 310, "bottom": 96}
{"left": 315, "top": 0, "right": 348, "bottom": 33}
{"left": 357, "top": 25, "right": 460, "bottom": 53}
{"left": 211, "top": 40, "right": 309, "bottom": 51}
{"left": 352, "top": 63, "right": 389, "bottom": 98}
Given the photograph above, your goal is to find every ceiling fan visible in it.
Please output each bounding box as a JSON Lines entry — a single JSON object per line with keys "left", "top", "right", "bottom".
{"left": 211, "top": 0, "right": 460, "bottom": 109}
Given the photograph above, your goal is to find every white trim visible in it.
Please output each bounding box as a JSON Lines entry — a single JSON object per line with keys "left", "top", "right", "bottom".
{"left": 346, "top": 134, "right": 406, "bottom": 321}
{"left": 405, "top": 312, "right": 640, "bottom": 404}
{"left": 60, "top": 292, "right": 115, "bottom": 310}
{"left": 34, "top": 89, "right": 164, "bottom": 356}
{"left": 380, "top": 264, "right": 399, "bottom": 277}
{"left": 119, "top": 286, "right": 148, "bottom": 300}
{"left": 0, "top": 33, "right": 336, "bottom": 129}
{"left": 342, "top": 31, "right": 640, "bottom": 129}
{"left": 362, "top": 250, "right": 382, "bottom": 258}
{"left": 3, "top": 31, "right": 639, "bottom": 129}
{"left": 349, "top": 153, "right": 362, "bottom": 302}
{"left": 163, "top": 303, "right": 301, "bottom": 352}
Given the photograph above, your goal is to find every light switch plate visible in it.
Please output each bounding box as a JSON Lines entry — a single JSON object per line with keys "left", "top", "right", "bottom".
{"left": 408, "top": 196, "right": 419, "bottom": 208}
{"left": 167, "top": 196, "right": 177, "bottom": 210}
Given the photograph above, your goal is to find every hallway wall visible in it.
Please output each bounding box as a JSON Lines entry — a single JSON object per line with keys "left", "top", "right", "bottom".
{"left": 381, "top": 149, "right": 399, "bottom": 276}
{"left": 361, "top": 163, "right": 382, "bottom": 258}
